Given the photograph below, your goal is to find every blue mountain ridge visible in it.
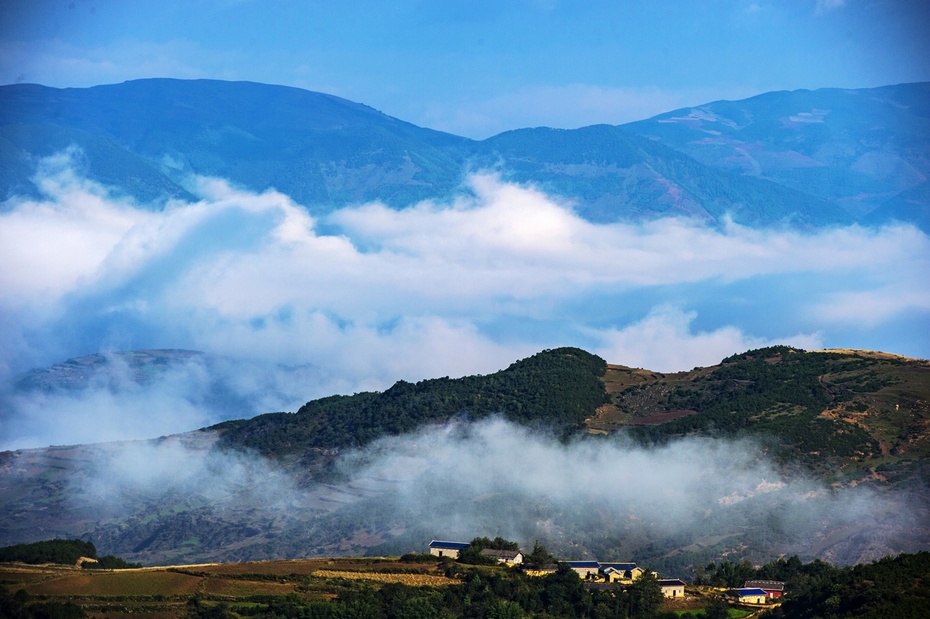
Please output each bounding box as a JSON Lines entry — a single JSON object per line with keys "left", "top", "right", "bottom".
{"left": 1, "top": 78, "right": 927, "bottom": 230}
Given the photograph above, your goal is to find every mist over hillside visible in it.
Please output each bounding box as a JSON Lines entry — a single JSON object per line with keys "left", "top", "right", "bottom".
{"left": 1, "top": 347, "right": 927, "bottom": 576}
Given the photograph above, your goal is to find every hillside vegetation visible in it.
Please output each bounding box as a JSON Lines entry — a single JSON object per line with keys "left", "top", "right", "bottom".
{"left": 215, "top": 347, "right": 609, "bottom": 457}
{"left": 592, "top": 346, "right": 930, "bottom": 480}
{"left": 216, "top": 345, "right": 929, "bottom": 483}
{"left": 0, "top": 539, "right": 141, "bottom": 570}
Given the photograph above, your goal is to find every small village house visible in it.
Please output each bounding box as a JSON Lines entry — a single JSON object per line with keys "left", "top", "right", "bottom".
{"left": 565, "top": 561, "right": 601, "bottom": 580}
{"left": 479, "top": 548, "right": 524, "bottom": 565}
{"left": 428, "top": 540, "right": 470, "bottom": 560}
{"left": 600, "top": 562, "right": 645, "bottom": 584}
{"left": 731, "top": 588, "right": 768, "bottom": 605}
{"left": 658, "top": 579, "right": 686, "bottom": 598}
{"left": 743, "top": 580, "right": 785, "bottom": 599}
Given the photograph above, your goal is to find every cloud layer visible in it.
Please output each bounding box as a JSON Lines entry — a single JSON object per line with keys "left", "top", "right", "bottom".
{"left": 334, "top": 418, "right": 921, "bottom": 565}
{"left": 1, "top": 152, "right": 928, "bottom": 448}
{"left": 33, "top": 418, "right": 922, "bottom": 568}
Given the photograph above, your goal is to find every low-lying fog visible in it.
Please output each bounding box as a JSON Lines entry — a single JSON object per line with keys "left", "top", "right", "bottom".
{"left": 5, "top": 418, "right": 911, "bottom": 570}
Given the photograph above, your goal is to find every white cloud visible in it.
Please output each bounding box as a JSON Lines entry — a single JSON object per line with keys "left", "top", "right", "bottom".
{"left": 333, "top": 418, "right": 917, "bottom": 561}
{"left": 592, "top": 306, "right": 823, "bottom": 372}
{"left": 813, "top": 285, "right": 930, "bottom": 326}
{"left": 0, "top": 150, "right": 153, "bottom": 307}
{"left": 1, "top": 154, "right": 928, "bottom": 448}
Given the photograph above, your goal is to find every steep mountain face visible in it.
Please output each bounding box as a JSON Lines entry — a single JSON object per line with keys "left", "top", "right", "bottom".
{"left": 3, "top": 79, "right": 925, "bottom": 228}
{"left": 623, "top": 83, "right": 930, "bottom": 229}
{"left": 0, "top": 347, "right": 927, "bottom": 573}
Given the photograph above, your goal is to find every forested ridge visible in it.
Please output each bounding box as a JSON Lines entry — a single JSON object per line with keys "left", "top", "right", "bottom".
{"left": 215, "top": 347, "right": 609, "bottom": 457}
{"left": 0, "top": 539, "right": 141, "bottom": 569}
{"left": 612, "top": 346, "right": 928, "bottom": 474}
{"left": 761, "top": 551, "right": 930, "bottom": 619}
{"left": 214, "top": 345, "right": 929, "bottom": 482}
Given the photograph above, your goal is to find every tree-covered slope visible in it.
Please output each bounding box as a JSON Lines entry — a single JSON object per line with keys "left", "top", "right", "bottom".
{"left": 215, "top": 347, "right": 609, "bottom": 457}
{"left": 593, "top": 346, "right": 930, "bottom": 479}
{"left": 0, "top": 539, "right": 96, "bottom": 565}
{"left": 770, "top": 551, "right": 930, "bottom": 619}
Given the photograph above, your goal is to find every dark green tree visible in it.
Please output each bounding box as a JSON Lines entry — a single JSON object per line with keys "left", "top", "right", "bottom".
{"left": 703, "top": 595, "right": 730, "bottom": 619}
{"left": 628, "top": 571, "right": 663, "bottom": 618}
{"left": 523, "top": 541, "right": 557, "bottom": 568}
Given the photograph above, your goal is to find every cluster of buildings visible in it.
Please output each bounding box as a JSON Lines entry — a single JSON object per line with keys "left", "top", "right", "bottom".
{"left": 427, "top": 541, "right": 787, "bottom": 605}
{"left": 427, "top": 541, "right": 687, "bottom": 598}
{"left": 728, "top": 580, "right": 785, "bottom": 604}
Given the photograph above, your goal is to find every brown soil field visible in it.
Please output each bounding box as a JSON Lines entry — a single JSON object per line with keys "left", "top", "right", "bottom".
{"left": 187, "top": 557, "right": 414, "bottom": 576}
{"left": 21, "top": 570, "right": 202, "bottom": 596}
{"left": 180, "top": 559, "right": 327, "bottom": 576}
{"left": 0, "top": 570, "right": 55, "bottom": 584}
{"left": 202, "top": 578, "right": 299, "bottom": 597}
{"left": 1, "top": 557, "right": 459, "bottom": 618}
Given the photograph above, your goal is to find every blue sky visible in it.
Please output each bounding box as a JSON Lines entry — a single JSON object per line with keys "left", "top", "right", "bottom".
{"left": 2, "top": 0, "right": 929, "bottom": 137}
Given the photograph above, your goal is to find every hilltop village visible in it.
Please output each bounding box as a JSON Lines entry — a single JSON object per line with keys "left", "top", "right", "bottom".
{"left": 428, "top": 539, "right": 784, "bottom": 608}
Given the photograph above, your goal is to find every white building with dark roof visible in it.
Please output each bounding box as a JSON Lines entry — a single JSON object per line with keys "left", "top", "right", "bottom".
{"left": 428, "top": 540, "right": 470, "bottom": 559}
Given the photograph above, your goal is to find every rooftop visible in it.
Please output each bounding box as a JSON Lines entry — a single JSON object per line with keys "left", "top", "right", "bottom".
{"left": 428, "top": 540, "right": 470, "bottom": 550}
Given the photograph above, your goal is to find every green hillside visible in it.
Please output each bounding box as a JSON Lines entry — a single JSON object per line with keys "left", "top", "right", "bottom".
{"left": 594, "top": 347, "right": 930, "bottom": 480}
{"left": 215, "top": 347, "right": 609, "bottom": 457}
{"left": 216, "top": 345, "right": 929, "bottom": 482}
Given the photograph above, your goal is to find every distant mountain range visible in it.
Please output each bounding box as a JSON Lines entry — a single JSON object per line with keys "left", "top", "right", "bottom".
{"left": 1, "top": 346, "right": 927, "bottom": 574}
{"left": 2, "top": 79, "right": 927, "bottom": 230}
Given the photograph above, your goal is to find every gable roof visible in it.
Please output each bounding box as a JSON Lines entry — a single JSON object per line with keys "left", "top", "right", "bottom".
{"left": 658, "top": 579, "right": 687, "bottom": 587}
{"left": 565, "top": 561, "right": 600, "bottom": 568}
{"left": 600, "top": 562, "right": 638, "bottom": 571}
{"left": 734, "top": 588, "right": 767, "bottom": 597}
{"left": 480, "top": 548, "right": 522, "bottom": 560}
{"left": 429, "top": 540, "right": 470, "bottom": 550}
{"left": 744, "top": 580, "right": 785, "bottom": 590}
